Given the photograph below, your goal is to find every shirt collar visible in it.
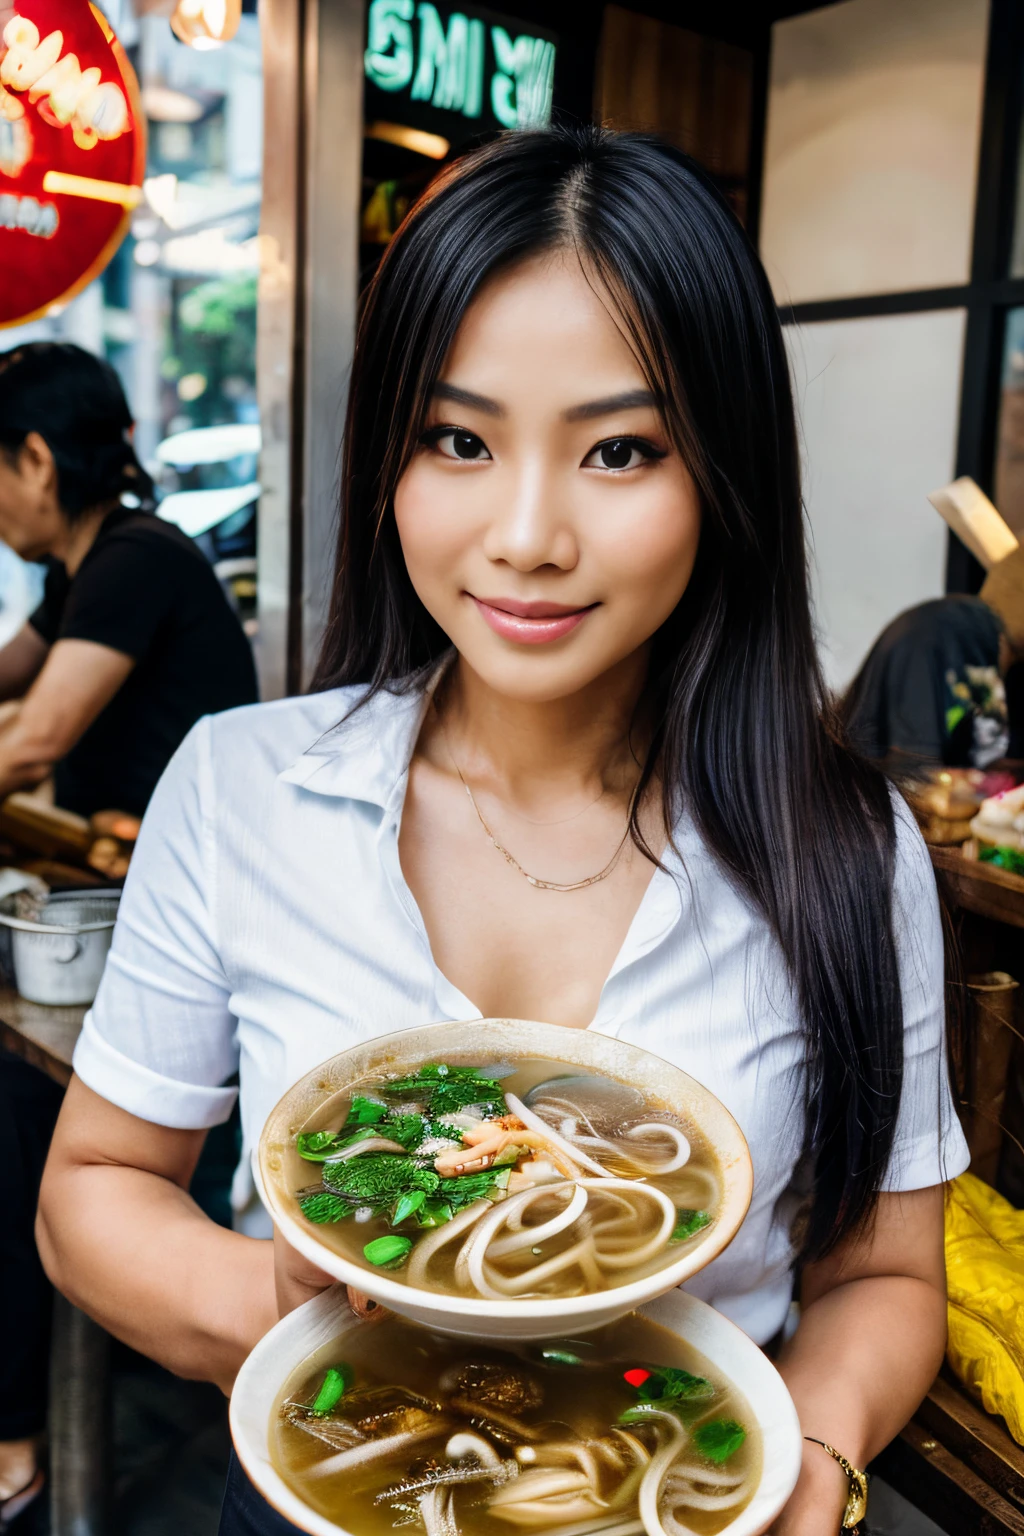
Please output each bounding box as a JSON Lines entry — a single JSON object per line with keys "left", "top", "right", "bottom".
{"left": 277, "top": 663, "right": 449, "bottom": 808}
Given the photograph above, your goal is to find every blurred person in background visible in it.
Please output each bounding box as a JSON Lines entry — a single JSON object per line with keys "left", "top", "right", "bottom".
{"left": 0, "top": 341, "right": 258, "bottom": 1527}
{"left": 842, "top": 549, "right": 1024, "bottom": 772}
{"left": 0, "top": 342, "right": 258, "bottom": 816}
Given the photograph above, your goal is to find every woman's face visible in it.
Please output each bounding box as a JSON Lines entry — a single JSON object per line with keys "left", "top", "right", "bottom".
{"left": 0, "top": 432, "right": 66, "bottom": 561}
{"left": 394, "top": 252, "right": 701, "bottom": 704}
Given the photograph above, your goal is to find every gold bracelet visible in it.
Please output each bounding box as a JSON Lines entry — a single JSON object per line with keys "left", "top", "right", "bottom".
{"left": 804, "top": 1437, "right": 868, "bottom": 1531}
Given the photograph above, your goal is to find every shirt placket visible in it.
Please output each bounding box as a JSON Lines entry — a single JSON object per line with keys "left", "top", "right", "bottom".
{"left": 375, "top": 771, "right": 481, "bottom": 1024}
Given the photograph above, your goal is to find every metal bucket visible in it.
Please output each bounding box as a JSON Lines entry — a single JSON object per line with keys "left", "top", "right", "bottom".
{"left": 0, "top": 889, "right": 120, "bottom": 1005}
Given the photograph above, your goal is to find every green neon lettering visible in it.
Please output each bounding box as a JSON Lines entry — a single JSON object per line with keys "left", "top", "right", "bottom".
{"left": 365, "top": 0, "right": 415, "bottom": 93}
{"left": 491, "top": 28, "right": 555, "bottom": 128}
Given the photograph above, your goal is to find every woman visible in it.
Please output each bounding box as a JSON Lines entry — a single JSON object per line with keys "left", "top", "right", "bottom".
{"left": 0, "top": 341, "right": 258, "bottom": 815}
{"left": 0, "top": 341, "right": 257, "bottom": 1526}
{"left": 37, "top": 127, "right": 967, "bottom": 1536}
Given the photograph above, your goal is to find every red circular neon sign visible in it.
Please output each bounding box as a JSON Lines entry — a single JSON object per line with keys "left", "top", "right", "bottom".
{"left": 0, "top": 0, "right": 145, "bottom": 328}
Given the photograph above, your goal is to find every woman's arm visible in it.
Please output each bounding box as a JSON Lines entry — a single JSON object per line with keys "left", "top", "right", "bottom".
{"left": 37, "top": 1077, "right": 279, "bottom": 1395}
{"left": 0, "top": 638, "right": 133, "bottom": 796}
{"left": 772, "top": 1185, "right": 947, "bottom": 1535}
{"left": 0, "top": 621, "right": 49, "bottom": 702}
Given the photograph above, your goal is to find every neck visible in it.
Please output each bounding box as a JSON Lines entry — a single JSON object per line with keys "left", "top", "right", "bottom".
{"left": 436, "top": 649, "right": 650, "bottom": 811}
{"left": 54, "top": 501, "right": 117, "bottom": 576}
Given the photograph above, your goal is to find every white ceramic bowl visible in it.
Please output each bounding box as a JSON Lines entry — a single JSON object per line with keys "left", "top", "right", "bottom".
{"left": 230, "top": 1285, "right": 802, "bottom": 1536}
{"left": 258, "top": 1019, "right": 753, "bottom": 1340}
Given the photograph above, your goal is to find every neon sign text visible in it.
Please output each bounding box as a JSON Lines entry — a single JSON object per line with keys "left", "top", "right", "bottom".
{"left": 0, "top": 17, "right": 130, "bottom": 151}
{"left": 364, "top": 1, "right": 554, "bottom": 129}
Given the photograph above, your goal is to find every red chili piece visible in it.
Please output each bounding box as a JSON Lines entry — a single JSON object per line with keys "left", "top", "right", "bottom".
{"left": 623, "top": 1368, "right": 651, "bottom": 1387}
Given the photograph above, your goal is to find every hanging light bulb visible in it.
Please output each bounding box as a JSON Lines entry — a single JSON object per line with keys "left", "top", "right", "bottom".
{"left": 170, "top": 0, "right": 241, "bottom": 49}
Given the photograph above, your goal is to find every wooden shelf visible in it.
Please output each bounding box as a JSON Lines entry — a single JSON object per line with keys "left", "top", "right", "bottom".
{"left": 931, "top": 846, "right": 1024, "bottom": 930}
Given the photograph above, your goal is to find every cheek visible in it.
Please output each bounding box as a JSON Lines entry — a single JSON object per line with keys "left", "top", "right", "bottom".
{"left": 594, "top": 479, "right": 701, "bottom": 613}
{"left": 393, "top": 464, "right": 472, "bottom": 592}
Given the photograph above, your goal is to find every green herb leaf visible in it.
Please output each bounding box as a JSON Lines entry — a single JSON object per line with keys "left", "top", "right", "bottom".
{"left": 364, "top": 1234, "right": 413, "bottom": 1268}
{"left": 437, "top": 1165, "right": 508, "bottom": 1211}
{"left": 636, "top": 1366, "right": 715, "bottom": 1406}
{"left": 307, "top": 1364, "right": 353, "bottom": 1416}
{"left": 392, "top": 1188, "right": 427, "bottom": 1224}
{"left": 693, "top": 1419, "right": 746, "bottom": 1464}
{"left": 347, "top": 1096, "right": 387, "bottom": 1125}
{"left": 670, "top": 1209, "right": 712, "bottom": 1244}
{"left": 416, "top": 1197, "right": 454, "bottom": 1228}
{"left": 298, "top": 1189, "right": 352, "bottom": 1224}
{"left": 619, "top": 1405, "right": 658, "bottom": 1425}
{"left": 322, "top": 1153, "right": 437, "bottom": 1207}
{"left": 384, "top": 1063, "right": 505, "bottom": 1118}
{"left": 376, "top": 1112, "right": 429, "bottom": 1152}
{"left": 296, "top": 1130, "right": 342, "bottom": 1161}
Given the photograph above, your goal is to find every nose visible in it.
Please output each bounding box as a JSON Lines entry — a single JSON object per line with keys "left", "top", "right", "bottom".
{"left": 481, "top": 458, "right": 578, "bottom": 573}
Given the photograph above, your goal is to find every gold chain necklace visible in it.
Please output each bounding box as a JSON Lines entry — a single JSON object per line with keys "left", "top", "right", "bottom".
{"left": 435, "top": 701, "right": 634, "bottom": 893}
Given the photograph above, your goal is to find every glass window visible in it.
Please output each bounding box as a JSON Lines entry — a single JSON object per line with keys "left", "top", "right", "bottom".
{"left": 994, "top": 308, "right": 1024, "bottom": 533}
{"left": 761, "top": 0, "right": 988, "bottom": 305}
{"left": 0, "top": 0, "right": 262, "bottom": 635}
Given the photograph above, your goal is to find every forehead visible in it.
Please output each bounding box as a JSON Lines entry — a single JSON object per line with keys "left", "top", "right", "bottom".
{"left": 438, "top": 251, "right": 648, "bottom": 396}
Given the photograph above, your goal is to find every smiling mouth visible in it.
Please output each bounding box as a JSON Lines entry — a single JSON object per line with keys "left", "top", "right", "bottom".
{"left": 470, "top": 595, "right": 598, "bottom": 644}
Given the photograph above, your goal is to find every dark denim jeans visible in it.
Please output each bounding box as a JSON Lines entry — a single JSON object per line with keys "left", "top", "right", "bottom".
{"left": 219, "top": 1450, "right": 308, "bottom": 1535}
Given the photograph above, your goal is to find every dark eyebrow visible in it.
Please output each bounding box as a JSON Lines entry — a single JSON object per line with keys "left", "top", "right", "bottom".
{"left": 432, "top": 382, "right": 504, "bottom": 417}
{"left": 563, "top": 389, "right": 659, "bottom": 422}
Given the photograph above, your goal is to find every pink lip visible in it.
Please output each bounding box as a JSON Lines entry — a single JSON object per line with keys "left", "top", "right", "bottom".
{"left": 471, "top": 596, "right": 597, "bottom": 644}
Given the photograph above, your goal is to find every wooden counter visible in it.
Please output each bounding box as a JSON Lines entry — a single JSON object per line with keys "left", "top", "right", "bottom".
{"left": 0, "top": 982, "right": 84, "bottom": 1086}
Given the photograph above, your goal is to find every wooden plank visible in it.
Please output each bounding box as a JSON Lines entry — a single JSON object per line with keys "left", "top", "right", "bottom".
{"left": 931, "top": 846, "right": 1024, "bottom": 930}
{"left": 873, "top": 1420, "right": 1024, "bottom": 1535}
{"left": 917, "top": 1375, "right": 1024, "bottom": 1513}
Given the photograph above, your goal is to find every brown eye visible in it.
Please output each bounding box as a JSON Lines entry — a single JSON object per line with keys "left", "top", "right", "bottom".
{"left": 429, "top": 428, "right": 490, "bottom": 461}
{"left": 604, "top": 440, "right": 634, "bottom": 468}
{"left": 584, "top": 437, "right": 658, "bottom": 472}
{"left": 452, "top": 430, "right": 485, "bottom": 460}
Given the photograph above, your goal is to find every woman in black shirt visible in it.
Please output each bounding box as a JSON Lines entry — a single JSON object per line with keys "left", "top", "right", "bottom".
{"left": 0, "top": 341, "right": 257, "bottom": 815}
{"left": 0, "top": 340, "right": 256, "bottom": 1523}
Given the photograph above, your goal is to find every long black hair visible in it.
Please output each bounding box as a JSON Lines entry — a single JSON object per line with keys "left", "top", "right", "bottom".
{"left": 0, "top": 341, "right": 154, "bottom": 518}
{"left": 313, "top": 125, "right": 903, "bottom": 1260}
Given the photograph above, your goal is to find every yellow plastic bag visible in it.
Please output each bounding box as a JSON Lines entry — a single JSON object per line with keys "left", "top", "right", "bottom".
{"left": 945, "top": 1171, "right": 1024, "bottom": 1445}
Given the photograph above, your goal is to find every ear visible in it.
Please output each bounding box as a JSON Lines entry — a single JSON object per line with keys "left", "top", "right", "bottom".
{"left": 18, "top": 431, "right": 57, "bottom": 497}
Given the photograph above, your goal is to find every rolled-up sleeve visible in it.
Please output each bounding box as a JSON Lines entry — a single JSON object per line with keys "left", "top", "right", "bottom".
{"left": 72, "top": 715, "right": 239, "bottom": 1128}
{"left": 881, "top": 794, "right": 970, "bottom": 1191}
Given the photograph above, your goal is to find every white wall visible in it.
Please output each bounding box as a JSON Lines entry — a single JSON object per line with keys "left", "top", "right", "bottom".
{"left": 787, "top": 310, "right": 967, "bottom": 688}
{"left": 761, "top": 0, "right": 989, "bottom": 304}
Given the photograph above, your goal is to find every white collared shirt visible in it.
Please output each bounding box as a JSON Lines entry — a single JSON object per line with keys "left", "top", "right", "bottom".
{"left": 73, "top": 682, "right": 968, "bottom": 1344}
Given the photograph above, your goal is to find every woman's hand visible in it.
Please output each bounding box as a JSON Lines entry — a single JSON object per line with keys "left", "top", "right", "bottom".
{"left": 768, "top": 1441, "right": 848, "bottom": 1534}
{"left": 273, "top": 1226, "right": 336, "bottom": 1316}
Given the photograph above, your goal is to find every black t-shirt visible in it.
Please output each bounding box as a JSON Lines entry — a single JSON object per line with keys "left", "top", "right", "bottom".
{"left": 30, "top": 508, "right": 258, "bottom": 816}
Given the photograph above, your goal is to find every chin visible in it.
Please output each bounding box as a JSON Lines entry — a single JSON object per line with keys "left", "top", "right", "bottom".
{"left": 459, "top": 643, "right": 630, "bottom": 705}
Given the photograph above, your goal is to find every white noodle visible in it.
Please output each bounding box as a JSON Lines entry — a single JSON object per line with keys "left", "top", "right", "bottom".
{"left": 405, "top": 1200, "right": 492, "bottom": 1289}
{"left": 623, "top": 1123, "right": 690, "bottom": 1173}
{"left": 636, "top": 1412, "right": 695, "bottom": 1536}
{"left": 504, "top": 1094, "right": 612, "bottom": 1178}
{"left": 446, "top": 1431, "right": 502, "bottom": 1467}
{"left": 487, "top": 1185, "right": 588, "bottom": 1259}
{"left": 322, "top": 1136, "right": 409, "bottom": 1162}
{"left": 306, "top": 1424, "right": 445, "bottom": 1479}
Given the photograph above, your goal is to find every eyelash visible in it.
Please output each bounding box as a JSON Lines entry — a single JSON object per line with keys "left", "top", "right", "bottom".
{"left": 419, "top": 425, "right": 667, "bottom": 470}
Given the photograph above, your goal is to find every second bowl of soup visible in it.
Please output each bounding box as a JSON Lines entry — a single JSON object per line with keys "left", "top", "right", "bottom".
{"left": 230, "top": 1285, "right": 802, "bottom": 1536}
{"left": 259, "top": 1020, "right": 752, "bottom": 1339}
